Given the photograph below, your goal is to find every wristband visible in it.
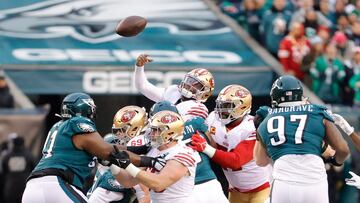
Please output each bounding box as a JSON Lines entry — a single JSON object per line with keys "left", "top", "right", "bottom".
{"left": 328, "top": 156, "right": 343, "bottom": 166}
{"left": 203, "top": 145, "right": 216, "bottom": 158}
{"left": 125, "top": 163, "right": 141, "bottom": 178}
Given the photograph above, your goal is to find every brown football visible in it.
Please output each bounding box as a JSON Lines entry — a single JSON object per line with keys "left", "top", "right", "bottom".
{"left": 116, "top": 16, "right": 147, "bottom": 37}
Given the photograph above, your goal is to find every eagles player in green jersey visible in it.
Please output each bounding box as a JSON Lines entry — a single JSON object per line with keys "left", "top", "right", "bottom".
{"left": 254, "top": 76, "right": 350, "bottom": 203}
{"left": 88, "top": 134, "right": 133, "bottom": 203}
{"left": 22, "top": 93, "right": 159, "bottom": 203}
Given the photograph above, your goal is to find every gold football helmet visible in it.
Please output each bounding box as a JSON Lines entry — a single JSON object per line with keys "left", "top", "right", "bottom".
{"left": 148, "top": 110, "right": 184, "bottom": 148}
{"left": 112, "top": 105, "right": 147, "bottom": 146}
{"left": 215, "top": 85, "right": 252, "bottom": 124}
{"left": 178, "top": 68, "right": 215, "bottom": 102}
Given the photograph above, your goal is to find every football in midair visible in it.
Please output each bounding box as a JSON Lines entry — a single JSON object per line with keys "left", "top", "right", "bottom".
{"left": 115, "top": 16, "right": 147, "bottom": 37}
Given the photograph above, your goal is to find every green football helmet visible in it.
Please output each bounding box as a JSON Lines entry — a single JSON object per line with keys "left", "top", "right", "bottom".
{"left": 61, "top": 93, "right": 96, "bottom": 120}
{"left": 103, "top": 133, "right": 121, "bottom": 144}
{"left": 270, "top": 75, "right": 303, "bottom": 107}
{"left": 149, "top": 101, "right": 179, "bottom": 117}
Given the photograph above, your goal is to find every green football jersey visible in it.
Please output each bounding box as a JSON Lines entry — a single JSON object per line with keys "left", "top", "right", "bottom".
{"left": 33, "top": 116, "right": 96, "bottom": 189}
{"left": 258, "top": 104, "right": 333, "bottom": 161}
{"left": 88, "top": 170, "right": 132, "bottom": 203}
{"left": 182, "top": 117, "right": 217, "bottom": 184}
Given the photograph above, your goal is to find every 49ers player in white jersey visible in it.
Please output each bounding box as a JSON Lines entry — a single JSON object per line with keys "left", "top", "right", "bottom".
{"left": 110, "top": 111, "right": 200, "bottom": 203}
{"left": 134, "top": 54, "right": 214, "bottom": 120}
{"left": 191, "top": 85, "right": 270, "bottom": 203}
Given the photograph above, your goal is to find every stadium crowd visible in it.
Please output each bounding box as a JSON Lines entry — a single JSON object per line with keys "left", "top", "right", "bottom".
{"left": 216, "top": 0, "right": 360, "bottom": 202}
{"left": 217, "top": 0, "right": 360, "bottom": 107}
{"left": 1, "top": 1, "right": 360, "bottom": 203}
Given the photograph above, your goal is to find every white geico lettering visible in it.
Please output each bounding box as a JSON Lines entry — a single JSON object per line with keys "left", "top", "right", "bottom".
{"left": 12, "top": 49, "right": 242, "bottom": 64}
{"left": 83, "top": 71, "right": 186, "bottom": 93}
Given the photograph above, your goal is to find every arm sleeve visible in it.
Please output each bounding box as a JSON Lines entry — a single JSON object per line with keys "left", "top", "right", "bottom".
{"left": 134, "top": 66, "right": 166, "bottom": 102}
{"left": 212, "top": 139, "right": 256, "bottom": 170}
{"left": 127, "top": 145, "right": 151, "bottom": 155}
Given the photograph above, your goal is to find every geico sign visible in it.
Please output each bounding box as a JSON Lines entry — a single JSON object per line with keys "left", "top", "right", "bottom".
{"left": 83, "top": 71, "right": 186, "bottom": 93}
{"left": 12, "top": 49, "right": 242, "bottom": 64}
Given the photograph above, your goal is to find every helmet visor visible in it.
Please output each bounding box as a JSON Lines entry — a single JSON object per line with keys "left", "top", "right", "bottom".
{"left": 180, "top": 75, "right": 205, "bottom": 95}
{"left": 148, "top": 125, "right": 168, "bottom": 148}
{"left": 215, "top": 101, "right": 234, "bottom": 120}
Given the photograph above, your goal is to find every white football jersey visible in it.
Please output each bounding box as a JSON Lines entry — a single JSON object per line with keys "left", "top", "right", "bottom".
{"left": 162, "top": 85, "right": 182, "bottom": 104}
{"left": 176, "top": 100, "right": 209, "bottom": 120}
{"left": 206, "top": 112, "right": 269, "bottom": 192}
{"left": 146, "top": 143, "right": 200, "bottom": 203}
{"left": 127, "top": 134, "right": 150, "bottom": 147}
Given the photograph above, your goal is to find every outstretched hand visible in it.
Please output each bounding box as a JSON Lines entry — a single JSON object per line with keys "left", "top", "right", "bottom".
{"left": 136, "top": 54, "right": 153, "bottom": 67}
{"left": 346, "top": 171, "right": 360, "bottom": 189}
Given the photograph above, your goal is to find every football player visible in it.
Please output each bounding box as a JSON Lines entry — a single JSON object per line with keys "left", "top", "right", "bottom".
{"left": 191, "top": 85, "right": 270, "bottom": 203}
{"left": 328, "top": 113, "right": 360, "bottom": 189}
{"left": 88, "top": 105, "right": 149, "bottom": 203}
{"left": 254, "top": 75, "right": 350, "bottom": 203}
{"left": 134, "top": 54, "right": 213, "bottom": 120}
{"left": 150, "top": 101, "right": 229, "bottom": 203}
{"left": 22, "top": 93, "right": 160, "bottom": 203}
{"left": 88, "top": 134, "right": 134, "bottom": 203}
{"left": 110, "top": 111, "right": 200, "bottom": 203}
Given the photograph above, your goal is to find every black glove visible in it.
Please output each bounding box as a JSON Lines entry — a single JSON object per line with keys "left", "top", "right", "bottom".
{"left": 109, "top": 146, "right": 131, "bottom": 169}
{"left": 98, "top": 158, "right": 111, "bottom": 167}
{"left": 139, "top": 155, "right": 166, "bottom": 171}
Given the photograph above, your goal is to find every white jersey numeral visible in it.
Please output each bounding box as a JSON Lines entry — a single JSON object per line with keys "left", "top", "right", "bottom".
{"left": 43, "top": 130, "right": 58, "bottom": 158}
{"left": 267, "top": 115, "right": 308, "bottom": 146}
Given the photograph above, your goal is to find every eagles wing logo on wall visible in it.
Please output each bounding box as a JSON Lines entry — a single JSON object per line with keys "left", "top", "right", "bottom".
{"left": 0, "top": 0, "right": 229, "bottom": 44}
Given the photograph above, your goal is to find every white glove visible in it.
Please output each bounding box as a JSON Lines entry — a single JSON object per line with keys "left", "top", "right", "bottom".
{"left": 346, "top": 171, "right": 360, "bottom": 189}
{"left": 332, "top": 114, "right": 354, "bottom": 136}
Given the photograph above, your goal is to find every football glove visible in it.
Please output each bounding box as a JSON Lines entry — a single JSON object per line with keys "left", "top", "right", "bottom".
{"left": 109, "top": 146, "right": 131, "bottom": 169}
{"left": 190, "top": 131, "right": 216, "bottom": 158}
{"left": 332, "top": 113, "right": 354, "bottom": 136}
{"left": 346, "top": 171, "right": 360, "bottom": 189}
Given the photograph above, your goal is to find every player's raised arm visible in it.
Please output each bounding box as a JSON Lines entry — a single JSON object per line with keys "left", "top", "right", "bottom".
{"left": 332, "top": 113, "right": 360, "bottom": 151}
{"left": 323, "top": 117, "right": 350, "bottom": 166}
{"left": 134, "top": 54, "right": 165, "bottom": 102}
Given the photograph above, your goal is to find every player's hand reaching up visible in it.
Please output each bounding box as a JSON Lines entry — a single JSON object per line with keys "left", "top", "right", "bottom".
{"left": 190, "top": 131, "right": 216, "bottom": 158}
{"left": 346, "top": 171, "right": 360, "bottom": 189}
{"left": 136, "top": 54, "right": 153, "bottom": 67}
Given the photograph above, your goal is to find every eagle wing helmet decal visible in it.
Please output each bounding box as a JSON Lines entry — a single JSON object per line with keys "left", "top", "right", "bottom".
{"left": 0, "top": 0, "right": 230, "bottom": 43}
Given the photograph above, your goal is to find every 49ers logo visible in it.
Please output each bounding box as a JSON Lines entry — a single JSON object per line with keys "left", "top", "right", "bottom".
{"left": 121, "top": 110, "right": 136, "bottom": 122}
{"left": 161, "top": 114, "right": 178, "bottom": 124}
{"left": 235, "top": 88, "right": 250, "bottom": 98}
{"left": 193, "top": 68, "right": 209, "bottom": 76}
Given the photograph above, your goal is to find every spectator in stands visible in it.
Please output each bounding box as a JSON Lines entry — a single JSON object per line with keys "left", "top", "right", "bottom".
{"left": 350, "top": 21, "right": 360, "bottom": 46}
{"left": 349, "top": 67, "right": 360, "bottom": 107}
{"left": 310, "top": 43, "right": 346, "bottom": 104}
{"left": 291, "top": 0, "right": 332, "bottom": 28}
{"left": 278, "top": 22, "right": 311, "bottom": 80}
{"left": 303, "top": 9, "right": 327, "bottom": 38}
{"left": 336, "top": 14, "right": 352, "bottom": 37}
{"left": 334, "top": 0, "right": 347, "bottom": 20}
{"left": 1, "top": 133, "right": 35, "bottom": 203}
{"left": 302, "top": 36, "right": 325, "bottom": 87}
{"left": 260, "top": 0, "right": 291, "bottom": 57}
{"left": 319, "top": 0, "right": 337, "bottom": 27}
{"left": 331, "top": 31, "right": 353, "bottom": 60}
{"left": 342, "top": 46, "right": 360, "bottom": 106}
{"left": 0, "top": 75, "right": 14, "bottom": 108}
{"left": 318, "top": 26, "right": 332, "bottom": 44}
{"left": 237, "top": 0, "right": 263, "bottom": 42}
